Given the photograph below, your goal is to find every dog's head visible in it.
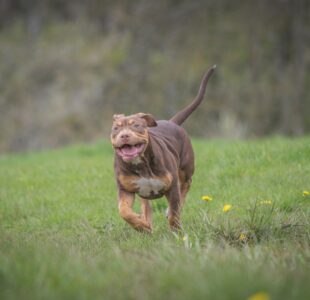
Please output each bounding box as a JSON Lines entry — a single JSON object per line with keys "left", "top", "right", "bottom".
{"left": 111, "top": 113, "right": 157, "bottom": 162}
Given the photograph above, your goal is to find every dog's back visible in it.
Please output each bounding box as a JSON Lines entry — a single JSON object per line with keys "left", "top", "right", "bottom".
{"left": 149, "top": 120, "right": 194, "bottom": 178}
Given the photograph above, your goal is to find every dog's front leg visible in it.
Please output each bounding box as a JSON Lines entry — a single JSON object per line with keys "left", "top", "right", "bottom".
{"left": 118, "top": 189, "right": 152, "bottom": 233}
{"left": 165, "top": 183, "right": 182, "bottom": 231}
{"left": 140, "top": 198, "right": 153, "bottom": 231}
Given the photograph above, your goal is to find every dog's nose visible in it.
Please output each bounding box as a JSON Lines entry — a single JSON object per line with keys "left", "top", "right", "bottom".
{"left": 120, "top": 133, "right": 130, "bottom": 139}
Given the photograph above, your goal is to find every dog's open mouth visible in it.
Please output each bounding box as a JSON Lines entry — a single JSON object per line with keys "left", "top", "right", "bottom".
{"left": 116, "top": 143, "right": 145, "bottom": 161}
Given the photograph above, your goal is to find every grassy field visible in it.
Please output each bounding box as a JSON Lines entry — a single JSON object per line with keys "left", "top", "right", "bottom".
{"left": 1, "top": 137, "right": 310, "bottom": 300}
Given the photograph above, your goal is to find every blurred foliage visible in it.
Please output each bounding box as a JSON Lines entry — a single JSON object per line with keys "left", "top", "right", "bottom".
{"left": 0, "top": 0, "right": 309, "bottom": 152}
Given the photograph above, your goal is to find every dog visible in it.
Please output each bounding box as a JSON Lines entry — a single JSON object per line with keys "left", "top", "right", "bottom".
{"left": 111, "top": 65, "right": 216, "bottom": 233}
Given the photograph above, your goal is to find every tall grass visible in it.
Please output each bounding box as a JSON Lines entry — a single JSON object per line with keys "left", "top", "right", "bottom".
{"left": 1, "top": 138, "right": 310, "bottom": 299}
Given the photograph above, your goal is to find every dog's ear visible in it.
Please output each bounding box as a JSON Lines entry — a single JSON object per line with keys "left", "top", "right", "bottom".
{"left": 113, "top": 114, "right": 125, "bottom": 121}
{"left": 137, "top": 113, "right": 157, "bottom": 127}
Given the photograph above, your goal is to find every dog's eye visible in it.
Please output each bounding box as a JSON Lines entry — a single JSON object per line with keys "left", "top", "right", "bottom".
{"left": 113, "top": 126, "right": 119, "bottom": 131}
{"left": 133, "top": 124, "right": 140, "bottom": 128}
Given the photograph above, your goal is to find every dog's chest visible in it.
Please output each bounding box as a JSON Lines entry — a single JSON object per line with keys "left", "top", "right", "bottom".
{"left": 134, "top": 177, "right": 166, "bottom": 198}
{"left": 118, "top": 172, "right": 173, "bottom": 199}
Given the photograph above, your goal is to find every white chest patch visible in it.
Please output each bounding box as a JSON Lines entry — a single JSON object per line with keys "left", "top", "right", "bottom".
{"left": 135, "top": 177, "right": 166, "bottom": 197}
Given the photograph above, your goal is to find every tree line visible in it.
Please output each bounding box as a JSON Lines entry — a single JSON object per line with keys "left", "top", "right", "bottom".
{"left": 0, "top": 0, "right": 309, "bottom": 152}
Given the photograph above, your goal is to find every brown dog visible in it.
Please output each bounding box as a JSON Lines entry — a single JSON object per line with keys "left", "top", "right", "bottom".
{"left": 111, "top": 66, "right": 216, "bottom": 232}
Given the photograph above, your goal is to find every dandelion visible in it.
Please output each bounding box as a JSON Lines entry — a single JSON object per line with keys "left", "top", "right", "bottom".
{"left": 303, "top": 190, "right": 309, "bottom": 197}
{"left": 202, "top": 195, "right": 212, "bottom": 202}
{"left": 223, "top": 204, "right": 232, "bottom": 212}
{"left": 247, "top": 292, "right": 270, "bottom": 300}
{"left": 260, "top": 200, "right": 272, "bottom": 205}
{"left": 182, "top": 235, "right": 187, "bottom": 241}
{"left": 239, "top": 233, "right": 247, "bottom": 241}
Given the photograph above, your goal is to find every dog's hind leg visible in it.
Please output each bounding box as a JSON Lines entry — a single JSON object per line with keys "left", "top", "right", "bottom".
{"left": 179, "top": 170, "right": 192, "bottom": 210}
{"left": 165, "top": 183, "right": 182, "bottom": 231}
{"left": 180, "top": 180, "right": 191, "bottom": 208}
{"left": 118, "top": 190, "right": 152, "bottom": 233}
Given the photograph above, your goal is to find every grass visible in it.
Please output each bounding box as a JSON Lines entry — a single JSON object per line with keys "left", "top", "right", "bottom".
{"left": 0, "top": 137, "right": 310, "bottom": 300}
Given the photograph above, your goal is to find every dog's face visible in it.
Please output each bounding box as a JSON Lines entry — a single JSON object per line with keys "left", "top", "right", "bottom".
{"left": 111, "top": 113, "right": 157, "bottom": 162}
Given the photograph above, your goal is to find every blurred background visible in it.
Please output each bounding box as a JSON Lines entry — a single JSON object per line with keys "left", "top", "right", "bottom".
{"left": 0, "top": 0, "right": 309, "bottom": 153}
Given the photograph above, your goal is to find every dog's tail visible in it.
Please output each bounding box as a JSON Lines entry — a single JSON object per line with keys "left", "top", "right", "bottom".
{"left": 170, "top": 65, "right": 216, "bottom": 126}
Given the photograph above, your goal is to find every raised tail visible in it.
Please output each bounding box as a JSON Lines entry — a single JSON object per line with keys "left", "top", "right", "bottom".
{"left": 170, "top": 65, "right": 216, "bottom": 126}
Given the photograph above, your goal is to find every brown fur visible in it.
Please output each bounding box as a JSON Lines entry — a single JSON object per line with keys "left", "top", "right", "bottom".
{"left": 118, "top": 173, "right": 173, "bottom": 196}
{"left": 111, "top": 66, "right": 216, "bottom": 232}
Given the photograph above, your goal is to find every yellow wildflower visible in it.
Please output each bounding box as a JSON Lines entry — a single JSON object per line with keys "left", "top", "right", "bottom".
{"left": 247, "top": 292, "right": 270, "bottom": 300}
{"left": 260, "top": 200, "right": 272, "bottom": 205}
{"left": 202, "top": 195, "right": 212, "bottom": 202}
{"left": 223, "top": 204, "right": 232, "bottom": 212}
{"left": 239, "top": 233, "right": 247, "bottom": 241}
{"left": 303, "top": 190, "right": 309, "bottom": 197}
{"left": 182, "top": 235, "right": 187, "bottom": 241}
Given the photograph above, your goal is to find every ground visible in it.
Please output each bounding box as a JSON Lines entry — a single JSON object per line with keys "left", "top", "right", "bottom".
{"left": 1, "top": 138, "right": 310, "bottom": 300}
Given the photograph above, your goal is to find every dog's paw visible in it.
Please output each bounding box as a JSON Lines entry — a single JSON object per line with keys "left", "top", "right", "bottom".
{"left": 134, "top": 218, "right": 153, "bottom": 234}
{"left": 168, "top": 216, "right": 182, "bottom": 232}
{"left": 135, "top": 224, "right": 152, "bottom": 234}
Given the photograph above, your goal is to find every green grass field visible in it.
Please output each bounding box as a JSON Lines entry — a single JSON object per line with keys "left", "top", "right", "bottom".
{"left": 1, "top": 138, "right": 310, "bottom": 300}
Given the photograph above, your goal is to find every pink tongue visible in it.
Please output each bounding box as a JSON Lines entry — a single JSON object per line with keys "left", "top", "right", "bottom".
{"left": 121, "top": 145, "right": 138, "bottom": 156}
